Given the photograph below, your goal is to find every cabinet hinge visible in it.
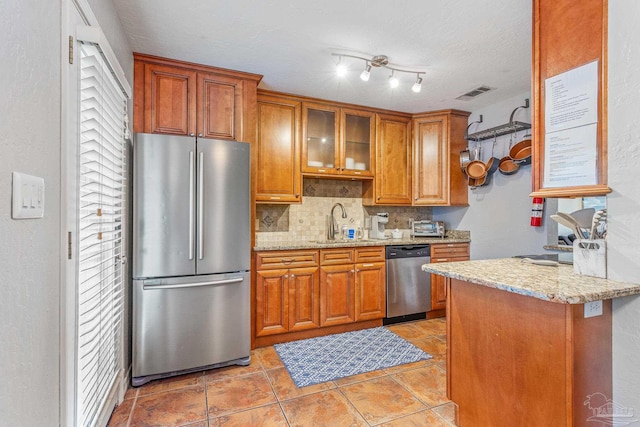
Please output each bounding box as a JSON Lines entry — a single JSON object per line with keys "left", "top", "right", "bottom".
{"left": 67, "top": 231, "right": 72, "bottom": 259}
{"left": 68, "top": 36, "right": 73, "bottom": 64}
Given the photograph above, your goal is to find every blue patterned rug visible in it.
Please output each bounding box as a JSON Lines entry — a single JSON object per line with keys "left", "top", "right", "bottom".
{"left": 274, "top": 327, "right": 432, "bottom": 388}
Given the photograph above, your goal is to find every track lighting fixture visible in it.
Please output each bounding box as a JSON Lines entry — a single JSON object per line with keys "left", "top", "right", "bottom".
{"left": 332, "top": 51, "right": 426, "bottom": 93}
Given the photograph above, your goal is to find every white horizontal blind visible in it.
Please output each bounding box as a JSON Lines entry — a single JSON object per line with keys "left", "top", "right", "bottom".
{"left": 77, "top": 42, "right": 127, "bottom": 427}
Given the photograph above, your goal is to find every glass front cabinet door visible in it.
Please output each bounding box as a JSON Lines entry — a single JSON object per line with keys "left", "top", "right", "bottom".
{"left": 302, "top": 103, "right": 374, "bottom": 179}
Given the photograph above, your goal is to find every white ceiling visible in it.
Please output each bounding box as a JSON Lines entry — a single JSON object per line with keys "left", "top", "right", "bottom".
{"left": 112, "top": 0, "right": 532, "bottom": 114}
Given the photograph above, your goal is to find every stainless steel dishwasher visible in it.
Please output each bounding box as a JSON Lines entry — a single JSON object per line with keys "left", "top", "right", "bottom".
{"left": 384, "top": 244, "right": 431, "bottom": 325}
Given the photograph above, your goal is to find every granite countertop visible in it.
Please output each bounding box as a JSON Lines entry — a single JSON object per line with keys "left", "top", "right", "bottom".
{"left": 421, "top": 258, "right": 640, "bottom": 304}
{"left": 254, "top": 235, "right": 470, "bottom": 251}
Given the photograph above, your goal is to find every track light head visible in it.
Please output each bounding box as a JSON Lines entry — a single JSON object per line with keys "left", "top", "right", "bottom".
{"left": 388, "top": 71, "right": 399, "bottom": 88}
{"left": 412, "top": 75, "right": 423, "bottom": 93}
{"left": 335, "top": 56, "right": 347, "bottom": 77}
{"left": 360, "top": 63, "right": 372, "bottom": 81}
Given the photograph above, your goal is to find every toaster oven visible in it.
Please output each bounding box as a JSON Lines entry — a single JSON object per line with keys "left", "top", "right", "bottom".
{"left": 411, "top": 220, "right": 445, "bottom": 237}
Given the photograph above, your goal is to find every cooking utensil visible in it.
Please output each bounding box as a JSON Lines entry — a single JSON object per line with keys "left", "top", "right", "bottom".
{"left": 556, "top": 212, "right": 588, "bottom": 238}
{"left": 589, "top": 209, "right": 607, "bottom": 239}
{"left": 551, "top": 213, "right": 586, "bottom": 239}
{"left": 485, "top": 134, "right": 500, "bottom": 176}
{"left": 498, "top": 132, "right": 519, "bottom": 175}
{"left": 509, "top": 135, "right": 532, "bottom": 165}
{"left": 569, "top": 208, "right": 595, "bottom": 229}
{"left": 460, "top": 149, "right": 471, "bottom": 171}
{"left": 466, "top": 143, "right": 487, "bottom": 179}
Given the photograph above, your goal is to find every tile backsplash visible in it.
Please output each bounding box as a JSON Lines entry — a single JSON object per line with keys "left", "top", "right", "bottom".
{"left": 256, "top": 179, "right": 433, "bottom": 245}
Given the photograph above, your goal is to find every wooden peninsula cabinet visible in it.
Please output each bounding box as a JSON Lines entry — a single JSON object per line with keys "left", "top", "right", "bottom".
{"left": 254, "top": 246, "right": 385, "bottom": 347}
{"left": 133, "top": 53, "right": 262, "bottom": 143}
{"left": 429, "top": 243, "right": 470, "bottom": 313}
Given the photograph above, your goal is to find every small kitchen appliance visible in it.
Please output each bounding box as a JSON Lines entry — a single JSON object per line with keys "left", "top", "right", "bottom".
{"left": 411, "top": 220, "right": 446, "bottom": 238}
{"left": 369, "top": 212, "right": 389, "bottom": 239}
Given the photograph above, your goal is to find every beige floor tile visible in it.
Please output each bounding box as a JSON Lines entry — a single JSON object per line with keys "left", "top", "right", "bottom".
{"left": 203, "top": 355, "right": 264, "bottom": 382}
{"left": 106, "top": 397, "right": 134, "bottom": 427}
{"left": 339, "top": 376, "right": 426, "bottom": 425}
{"left": 376, "top": 408, "right": 455, "bottom": 426}
{"left": 265, "top": 366, "right": 335, "bottom": 401}
{"left": 130, "top": 385, "right": 208, "bottom": 427}
{"left": 332, "top": 368, "right": 387, "bottom": 386}
{"left": 432, "top": 401, "right": 458, "bottom": 425}
{"left": 385, "top": 323, "right": 428, "bottom": 340}
{"left": 254, "top": 346, "right": 286, "bottom": 370}
{"left": 206, "top": 371, "right": 277, "bottom": 417}
{"left": 392, "top": 364, "right": 449, "bottom": 408}
{"left": 209, "top": 403, "right": 289, "bottom": 426}
{"left": 137, "top": 372, "right": 204, "bottom": 397}
{"left": 413, "top": 318, "right": 447, "bottom": 335}
{"left": 280, "top": 390, "right": 368, "bottom": 427}
{"left": 382, "top": 359, "right": 433, "bottom": 374}
{"left": 411, "top": 335, "right": 447, "bottom": 356}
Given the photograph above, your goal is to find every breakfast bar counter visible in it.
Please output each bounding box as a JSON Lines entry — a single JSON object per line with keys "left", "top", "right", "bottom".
{"left": 421, "top": 258, "right": 640, "bottom": 427}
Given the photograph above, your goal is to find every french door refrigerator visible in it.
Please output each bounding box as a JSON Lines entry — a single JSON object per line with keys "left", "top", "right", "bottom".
{"left": 132, "top": 132, "right": 250, "bottom": 386}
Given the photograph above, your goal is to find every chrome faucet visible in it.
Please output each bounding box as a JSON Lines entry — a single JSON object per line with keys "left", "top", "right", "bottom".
{"left": 327, "top": 203, "right": 348, "bottom": 240}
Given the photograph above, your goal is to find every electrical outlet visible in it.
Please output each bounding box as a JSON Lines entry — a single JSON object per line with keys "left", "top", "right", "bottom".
{"left": 584, "top": 300, "right": 603, "bottom": 318}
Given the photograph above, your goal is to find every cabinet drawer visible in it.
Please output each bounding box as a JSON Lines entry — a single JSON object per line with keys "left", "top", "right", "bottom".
{"left": 355, "top": 246, "right": 385, "bottom": 263}
{"left": 256, "top": 250, "right": 319, "bottom": 269}
{"left": 320, "top": 248, "right": 355, "bottom": 265}
{"left": 431, "top": 243, "right": 470, "bottom": 258}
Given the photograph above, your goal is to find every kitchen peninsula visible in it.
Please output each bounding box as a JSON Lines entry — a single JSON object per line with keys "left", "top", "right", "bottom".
{"left": 422, "top": 259, "right": 640, "bottom": 426}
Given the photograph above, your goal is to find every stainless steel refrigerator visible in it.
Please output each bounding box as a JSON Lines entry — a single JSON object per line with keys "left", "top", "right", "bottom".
{"left": 131, "top": 132, "right": 251, "bottom": 387}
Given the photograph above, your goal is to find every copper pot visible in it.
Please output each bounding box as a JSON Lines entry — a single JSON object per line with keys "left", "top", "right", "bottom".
{"left": 465, "top": 159, "right": 487, "bottom": 179}
{"left": 499, "top": 156, "right": 520, "bottom": 175}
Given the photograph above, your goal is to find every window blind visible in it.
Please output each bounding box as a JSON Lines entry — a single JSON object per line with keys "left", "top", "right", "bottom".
{"left": 77, "top": 42, "right": 127, "bottom": 427}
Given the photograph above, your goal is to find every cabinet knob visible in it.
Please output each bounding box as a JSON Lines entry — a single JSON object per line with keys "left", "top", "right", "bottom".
{"left": 295, "top": 194, "right": 300, "bottom": 198}
{"left": 351, "top": 269, "right": 355, "bottom": 273}
{"left": 291, "top": 274, "right": 295, "bottom": 278}
{"left": 284, "top": 274, "right": 288, "bottom": 279}
{"left": 189, "top": 133, "right": 195, "bottom": 137}
{"left": 377, "top": 197, "right": 381, "bottom": 200}
{"left": 414, "top": 197, "right": 418, "bottom": 201}
{"left": 198, "top": 133, "right": 203, "bottom": 137}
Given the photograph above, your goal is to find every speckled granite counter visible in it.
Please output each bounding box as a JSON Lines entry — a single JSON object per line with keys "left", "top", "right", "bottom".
{"left": 421, "top": 258, "right": 640, "bottom": 304}
{"left": 254, "top": 232, "right": 470, "bottom": 251}
{"left": 543, "top": 244, "right": 573, "bottom": 252}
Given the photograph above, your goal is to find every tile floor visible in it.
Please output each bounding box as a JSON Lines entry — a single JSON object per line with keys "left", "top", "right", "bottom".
{"left": 107, "top": 318, "right": 457, "bottom": 426}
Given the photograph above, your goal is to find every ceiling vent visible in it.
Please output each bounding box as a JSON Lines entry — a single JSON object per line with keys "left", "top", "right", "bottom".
{"left": 456, "top": 85, "right": 494, "bottom": 100}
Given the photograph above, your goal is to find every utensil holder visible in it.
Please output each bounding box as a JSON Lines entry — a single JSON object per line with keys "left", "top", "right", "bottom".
{"left": 573, "top": 239, "right": 606, "bottom": 278}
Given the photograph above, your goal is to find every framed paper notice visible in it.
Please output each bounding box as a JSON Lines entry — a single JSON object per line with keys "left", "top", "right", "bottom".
{"left": 543, "top": 61, "right": 599, "bottom": 188}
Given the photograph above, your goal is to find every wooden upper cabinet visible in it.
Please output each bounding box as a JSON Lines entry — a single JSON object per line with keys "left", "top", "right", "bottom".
{"left": 133, "top": 53, "right": 262, "bottom": 144}
{"left": 256, "top": 92, "right": 301, "bottom": 203}
{"left": 143, "top": 63, "right": 197, "bottom": 135}
{"left": 531, "top": 0, "right": 610, "bottom": 197}
{"left": 363, "top": 113, "right": 412, "bottom": 205}
{"left": 197, "top": 72, "right": 243, "bottom": 140}
{"left": 302, "top": 103, "right": 374, "bottom": 179}
{"left": 412, "top": 110, "right": 469, "bottom": 206}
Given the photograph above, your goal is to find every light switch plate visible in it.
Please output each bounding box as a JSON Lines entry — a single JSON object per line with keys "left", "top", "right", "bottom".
{"left": 12, "top": 172, "right": 45, "bottom": 219}
{"left": 584, "top": 300, "right": 603, "bottom": 318}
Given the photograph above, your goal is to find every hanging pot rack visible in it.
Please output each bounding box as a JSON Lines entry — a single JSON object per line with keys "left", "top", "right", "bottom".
{"left": 465, "top": 99, "right": 531, "bottom": 142}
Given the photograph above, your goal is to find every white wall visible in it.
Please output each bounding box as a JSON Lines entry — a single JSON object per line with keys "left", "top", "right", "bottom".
{"left": 609, "top": 0, "right": 640, "bottom": 414}
{"left": 433, "top": 93, "right": 551, "bottom": 259}
{"left": 0, "top": 0, "right": 132, "bottom": 425}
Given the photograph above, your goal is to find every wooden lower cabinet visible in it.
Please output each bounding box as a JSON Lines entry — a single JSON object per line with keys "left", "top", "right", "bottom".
{"left": 255, "top": 247, "right": 385, "bottom": 346}
{"left": 320, "top": 264, "right": 355, "bottom": 326}
{"left": 430, "top": 243, "right": 470, "bottom": 312}
{"left": 355, "top": 261, "right": 386, "bottom": 320}
{"left": 255, "top": 266, "right": 319, "bottom": 336}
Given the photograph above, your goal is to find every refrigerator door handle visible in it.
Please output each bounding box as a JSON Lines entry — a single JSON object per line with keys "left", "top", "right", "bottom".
{"left": 198, "top": 151, "right": 204, "bottom": 260}
{"left": 189, "top": 151, "right": 195, "bottom": 260}
{"left": 143, "top": 277, "right": 244, "bottom": 290}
